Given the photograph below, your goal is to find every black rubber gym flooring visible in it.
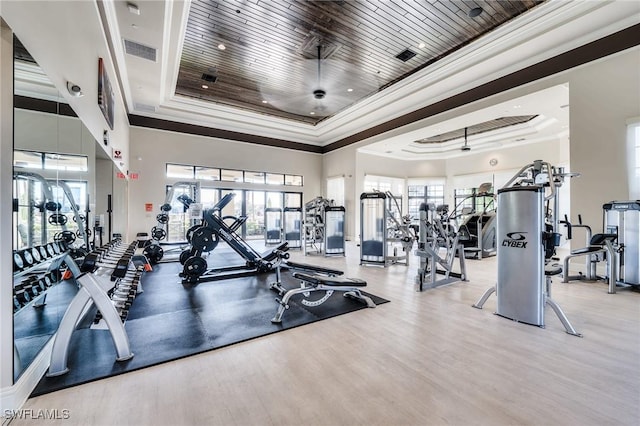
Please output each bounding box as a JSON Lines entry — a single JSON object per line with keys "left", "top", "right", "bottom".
{"left": 31, "top": 247, "right": 388, "bottom": 396}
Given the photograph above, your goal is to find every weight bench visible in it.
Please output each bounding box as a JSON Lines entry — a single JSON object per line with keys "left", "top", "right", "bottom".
{"left": 271, "top": 272, "right": 375, "bottom": 323}
{"left": 269, "top": 260, "right": 343, "bottom": 295}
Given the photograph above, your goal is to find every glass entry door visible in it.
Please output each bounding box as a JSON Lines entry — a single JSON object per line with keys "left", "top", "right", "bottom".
{"left": 244, "top": 190, "right": 265, "bottom": 240}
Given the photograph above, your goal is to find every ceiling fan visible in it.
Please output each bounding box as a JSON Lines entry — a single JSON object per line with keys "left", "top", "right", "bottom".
{"left": 461, "top": 127, "right": 472, "bottom": 151}
{"left": 259, "top": 45, "right": 379, "bottom": 119}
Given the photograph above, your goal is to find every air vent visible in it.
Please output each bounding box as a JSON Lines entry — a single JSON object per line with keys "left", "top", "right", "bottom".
{"left": 123, "top": 39, "right": 157, "bottom": 62}
{"left": 201, "top": 73, "right": 218, "bottom": 83}
{"left": 134, "top": 103, "right": 156, "bottom": 113}
{"left": 395, "top": 49, "right": 417, "bottom": 62}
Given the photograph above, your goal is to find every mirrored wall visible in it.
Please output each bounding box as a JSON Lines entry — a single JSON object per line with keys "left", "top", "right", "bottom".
{"left": 11, "top": 37, "right": 122, "bottom": 381}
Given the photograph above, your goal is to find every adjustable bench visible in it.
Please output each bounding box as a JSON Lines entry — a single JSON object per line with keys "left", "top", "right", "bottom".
{"left": 271, "top": 272, "right": 375, "bottom": 323}
{"left": 269, "top": 259, "right": 343, "bottom": 295}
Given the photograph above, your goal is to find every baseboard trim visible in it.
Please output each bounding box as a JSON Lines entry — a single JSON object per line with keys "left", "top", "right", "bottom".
{"left": 1, "top": 340, "right": 52, "bottom": 424}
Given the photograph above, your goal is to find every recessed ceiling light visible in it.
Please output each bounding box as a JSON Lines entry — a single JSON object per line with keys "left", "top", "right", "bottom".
{"left": 218, "top": 43, "right": 226, "bottom": 50}
{"left": 347, "top": 88, "right": 353, "bottom": 92}
{"left": 418, "top": 42, "right": 426, "bottom": 49}
{"left": 262, "top": 100, "right": 268, "bottom": 103}
{"left": 131, "top": 24, "right": 138, "bottom": 29}
{"left": 310, "top": 112, "right": 315, "bottom": 115}
{"left": 201, "top": 84, "right": 209, "bottom": 89}
{"left": 513, "top": 105, "right": 522, "bottom": 109}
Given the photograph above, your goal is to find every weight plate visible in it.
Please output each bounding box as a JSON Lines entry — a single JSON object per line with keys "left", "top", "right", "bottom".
{"left": 151, "top": 226, "right": 167, "bottom": 241}
{"left": 143, "top": 244, "right": 164, "bottom": 264}
{"left": 56, "top": 230, "right": 76, "bottom": 244}
{"left": 183, "top": 256, "right": 207, "bottom": 277}
{"left": 53, "top": 242, "right": 61, "bottom": 254}
{"left": 156, "top": 213, "right": 169, "bottom": 224}
{"left": 46, "top": 243, "right": 55, "bottom": 257}
{"left": 185, "top": 225, "right": 201, "bottom": 243}
{"left": 31, "top": 247, "right": 41, "bottom": 263}
{"left": 191, "top": 227, "right": 218, "bottom": 252}
{"left": 179, "top": 249, "right": 192, "bottom": 265}
{"left": 22, "top": 250, "right": 34, "bottom": 265}
{"left": 45, "top": 201, "right": 61, "bottom": 212}
{"left": 160, "top": 203, "right": 172, "bottom": 212}
{"left": 13, "top": 253, "right": 24, "bottom": 270}
{"left": 39, "top": 246, "right": 48, "bottom": 259}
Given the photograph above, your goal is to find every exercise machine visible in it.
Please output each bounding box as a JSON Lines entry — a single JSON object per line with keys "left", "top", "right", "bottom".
{"left": 283, "top": 207, "right": 302, "bottom": 248}
{"left": 561, "top": 214, "right": 605, "bottom": 282}
{"left": 473, "top": 160, "right": 582, "bottom": 336}
{"left": 603, "top": 200, "right": 640, "bottom": 292}
{"left": 303, "top": 196, "right": 345, "bottom": 256}
{"left": 359, "top": 191, "right": 416, "bottom": 266}
{"left": 414, "top": 203, "right": 468, "bottom": 291}
{"left": 453, "top": 182, "right": 497, "bottom": 259}
{"left": 179, "top": 193, "right": 289, "bottom": 284}
{"left": 265, "top": 207, "right": 283, "bottom": 245}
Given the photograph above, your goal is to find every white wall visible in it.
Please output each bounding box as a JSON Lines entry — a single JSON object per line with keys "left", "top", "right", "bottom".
{"left": 0, "top": 0, "right": 130, "bottom": 174}
{"left": 568, "top": 51, "right": 639, "bottom": 230}
{"left": 127, "top": 127, "right": 322, "bottom": 241}
{"left": 14, "top": 109, "right": 97, "bottom": 195}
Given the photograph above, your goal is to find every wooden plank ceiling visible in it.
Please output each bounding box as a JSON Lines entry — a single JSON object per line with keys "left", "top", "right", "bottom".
{"left": 176, "top": 0, "right": 544, "bottom": 125}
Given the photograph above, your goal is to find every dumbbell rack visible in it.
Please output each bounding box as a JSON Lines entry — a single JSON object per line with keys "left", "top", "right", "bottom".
{"left": 12, "top": 242, "right": 74, "bottom": 313}
{"left": 47, "top": 241, "right": 148, "bottom": 377}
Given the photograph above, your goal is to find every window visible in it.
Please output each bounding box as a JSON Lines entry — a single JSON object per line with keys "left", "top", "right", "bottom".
{"left": 406, "top": 179, "right": 445, "bottom": 220}
{"left": 166, "top": 163, "right": 303, "bottom": 188}
{"left": 44, "top": 153, "right": 88, "bottom": 172}
{"left": 195, "top": 167, "right": 220, "bottom": 181}
{"left": 266, "top": 173, "right": 284, "bottom": 185}
{"left": 167, "top": 164, "right": 194, "bottom": 179}
{"left": 628, "top": 119, "right": 640, "bottom": 199}
{"left": 244, "top": 171, "right": 265, "bottom": 184}
{"left": 285, "top": 175, "right": 303, "bottom": 186}
{"left": 327, "top": 176, "right": 345, "bottom": 207}
{"left": 14, "top": 150, "right": 43, "bottom": 169}
{"left": 221, "top": 169, "right": 243, "bottom": 182}
{"left": 14, "top": 150, "right": 88, "bottom": 172}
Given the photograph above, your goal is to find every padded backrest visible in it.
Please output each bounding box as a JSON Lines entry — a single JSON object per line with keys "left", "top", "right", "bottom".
{"left": 590, "top": 233, "right": 617, "bottom": 246}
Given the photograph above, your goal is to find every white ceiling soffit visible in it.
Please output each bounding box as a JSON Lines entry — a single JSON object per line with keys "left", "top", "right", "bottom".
{"left": 14, "top": 61, "right": 62, "bottom": 102}
{"left": 357, "top": 84, "right": 570, "bottom": 160}
{"left": 105, "top": 0, "right": 638, "bottom": 146}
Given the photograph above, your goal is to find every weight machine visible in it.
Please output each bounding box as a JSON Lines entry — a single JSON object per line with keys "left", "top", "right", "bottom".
{"left": 453, "top": 182, "right": 497, "bottom": 259}
{"left": 414, "top": 203, "right": 468, "bottom": 291}
{"left": 359, "top": 191, "right": 416, "bottom": 266}
{"left": 473, "top": 160, "right": 582, "bottom": 336}
{"left": 603, "top": 200, "right": 640, "bottom": 292}
{"left": 303, "top": 196, "right": 345, "bottom": 256}
{"left": 179, "top": 193, "right": 289, "bottom": 284}
{"left": 265, "top": 207, "right": 283, "bottom": 245}
{"left": 283, "top": 207, "right": 302, "bottom": 248}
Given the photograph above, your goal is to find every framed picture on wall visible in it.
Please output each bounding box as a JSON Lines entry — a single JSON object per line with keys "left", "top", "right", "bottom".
{"left": 98, "top": 57, "right": 114, "bottom": 130}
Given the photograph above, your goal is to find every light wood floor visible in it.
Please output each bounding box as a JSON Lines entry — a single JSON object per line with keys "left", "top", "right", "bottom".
{"left": 10, "top": 243, "right": 640, "bottom": 426}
